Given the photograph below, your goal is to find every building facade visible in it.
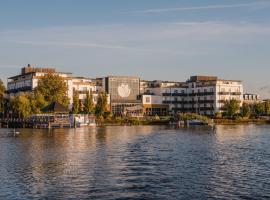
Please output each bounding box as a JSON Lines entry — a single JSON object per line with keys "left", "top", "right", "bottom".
{"left": 243, "top": 93, "right": 260, "bottom": 104}
{"left": 6, "top": 64, "right": 105, "bottom": 109}
{"left": 142, "top": 76, "right": 244, "bottom": 116}
{"left": 142, "top": 95, "right": 169, "bottom": 116}
{"left": 103, "top": 76, "right": 141, "bottom": 115}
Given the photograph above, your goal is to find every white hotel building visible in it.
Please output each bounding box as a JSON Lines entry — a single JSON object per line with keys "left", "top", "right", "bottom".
{"left": 142, "top": 76, "right": 243, "bottom": 116}
{"left": 6, "top": 65, "right": 105, "bottom": 108}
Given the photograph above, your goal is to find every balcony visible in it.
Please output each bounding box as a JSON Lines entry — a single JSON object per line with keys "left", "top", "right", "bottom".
{"left": 162, "top": 93, "right": 187, "bottom": 97}
{"left": 218, "top": 100, "right": 241, "bottom": 103}
{"left": 189, "top": 100, "right": 215, "bottom": 104}
{"left": 189, "top": 92, "right": 215, "bottom": 96}
{"left": 7, "top": 86, "right": 32, "bottom": 94}
{"left": 163, "top": 101, "right": 188, "bottom": 104}
{"left": 218, "top": 92, "right": 241, "bottom": 95}
{"left": 218, "top": 92, "right": 230, "bottom": 95}
{"left": 231, "top": 92, "right": 241, "bottom": 95}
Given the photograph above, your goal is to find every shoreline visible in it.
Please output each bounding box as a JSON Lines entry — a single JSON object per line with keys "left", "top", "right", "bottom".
{"left": 1, "top": 119, "right": 270, "bottom": 129}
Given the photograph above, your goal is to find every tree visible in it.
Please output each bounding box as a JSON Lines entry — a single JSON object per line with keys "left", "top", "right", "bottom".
{"left": 264, "top": 100, "right": 270, "bottom": 115}
{"left": 83, "top": 92, "right": 94, "bottom": 114}
{"left": 254, "top": 103, "right": 265, "bottom": 117}
{"left": 222, "top": 99, "right": 240, "bottom": 119}
{"left": 0, "top": 79, "right": 5, "bottom": 114}
{"left": 72, "top": 90, "right": 80, "bottom": 114}
{"left": 35, "top": 73, "right": 69, "bottom": 107}
{"left": 29, "top": 91, "right": 48, "bottom": 114}
{"left": 95, "top": 92, "right": 107, "bottom": 117}
{"left": 241, "top": 103, "right": 251, "bottom": 118}
{"left": 11, "top": 93, "right": 32, "bottom": 118}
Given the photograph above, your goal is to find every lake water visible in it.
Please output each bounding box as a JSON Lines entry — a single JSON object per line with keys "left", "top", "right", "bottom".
{"left": 0, "top": 125, "right": 270, "bottom": 200}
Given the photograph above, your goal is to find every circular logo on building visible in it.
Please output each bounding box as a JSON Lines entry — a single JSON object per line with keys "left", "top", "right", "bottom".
{"left": 118, "top": 83, "right": 131, "bottom": 98}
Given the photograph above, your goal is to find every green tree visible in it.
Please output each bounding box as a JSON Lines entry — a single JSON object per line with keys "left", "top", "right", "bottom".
{"left": 72, "top": 90, "right": 80, "bottom": 114}
{"left": 11, "top": 93, "right": 32, "bottom": 118}
{"left": 254, "top": 103, "right": 265, "bottom": 117}
{"left": 95, "top": 92, "right": 107, "bottom": 117}
{"left": 35, "top": 73, "right": 69, "bottom": 107}
{"left": 222, "top": 99, "right": 240, "bottom": 119}
{"left": 83, "top": 92, "right": 94, "bottom": 114}
{"left": 241, "top": 103, "right": 251, "bottom": 118}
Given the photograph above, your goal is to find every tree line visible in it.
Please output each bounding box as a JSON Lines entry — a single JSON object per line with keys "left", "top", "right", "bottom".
{"left": 218, "top": 99, "right": 270, "bottom": 119}
{"left": 0, "top": 74, "right": 108, "bottom": 119}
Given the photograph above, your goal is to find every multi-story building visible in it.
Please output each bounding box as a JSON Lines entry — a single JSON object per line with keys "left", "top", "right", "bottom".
{"left": 142, "top": 95, "right": 168, "bottom": 116}
{"left": 102, "top": 76, "right": 141, "bottom": 115}
{"left": 6, "top": 65, "right": 245, "bottom": 116}
{"left": 142, "top": 76, "right": 244, "bottom": 116}
{"left": 6, "top": 64, "right": 107, "bottom": 109}
{"left": 243, "top": 93, "right": 260, "bottom": 104}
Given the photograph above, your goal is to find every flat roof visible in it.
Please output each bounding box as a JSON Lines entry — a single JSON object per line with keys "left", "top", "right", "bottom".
{"left": 106, "top": 75, "right": 140, "bottom": 79}
{"left": 8, "top": 71, "right": 72, "bottom": 80}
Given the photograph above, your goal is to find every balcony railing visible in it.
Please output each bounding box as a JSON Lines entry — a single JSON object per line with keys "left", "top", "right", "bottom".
{"left": 219, "top": 92, "right": 241, "bottom": 95}
{"left": 189, "top": 100, "right": 215, "bottom": 104}
{"left": 7, "top": 86, "right": 32, "bottom": 94}
{"left": 162, "top": 93, "right": 187, "bottom": 96}
{"left": 218, "top": 100, "right": 241, "bottom": 103}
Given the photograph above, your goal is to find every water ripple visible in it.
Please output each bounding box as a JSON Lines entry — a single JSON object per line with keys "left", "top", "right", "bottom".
{"left": 0, "top": 125, "right": 270, "bottom": 199}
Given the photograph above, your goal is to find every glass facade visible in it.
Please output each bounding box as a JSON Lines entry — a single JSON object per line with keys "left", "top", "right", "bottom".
{"left": 106, "top": 77, "right": 140, "bottom": 103}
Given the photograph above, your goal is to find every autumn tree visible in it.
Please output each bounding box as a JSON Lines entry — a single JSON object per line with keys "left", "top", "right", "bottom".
{"left": 11, "top": 93, "right": 32, "bottom": 118}
{"left": 264, "top": 100, "right": 270, "bottom": 115}
{"left": 30, "top": 91, "right": 48, "bottom": 114}
{"left": 0, "top": 79, "right": 5, "bottom": 115}
{"left": 35, "top": 73, "right": 69, "bottom": 107}
{"left": 83, "top": 92, "right": 94, "bottom": 114}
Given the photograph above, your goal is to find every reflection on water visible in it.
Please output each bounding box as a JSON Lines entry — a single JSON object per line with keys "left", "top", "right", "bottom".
{"left": 0, "top": 125, "right": 270, "bottom": 199}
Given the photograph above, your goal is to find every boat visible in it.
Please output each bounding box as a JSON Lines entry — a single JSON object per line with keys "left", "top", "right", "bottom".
{"left": 187, "top": 119, "right": 208, "bottom": 126}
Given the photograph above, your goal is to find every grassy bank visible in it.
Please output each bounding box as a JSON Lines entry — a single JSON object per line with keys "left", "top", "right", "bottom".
{"left": 96, "top": 117, "right": 170, "bottom": 126}
{"left": 214, "top": 118, "right": 270, "bottom": 125}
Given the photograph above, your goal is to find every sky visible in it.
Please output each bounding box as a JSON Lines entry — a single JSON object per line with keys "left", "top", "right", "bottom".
{"left": 0, "top": 0, "right": 270, "bottom": 97}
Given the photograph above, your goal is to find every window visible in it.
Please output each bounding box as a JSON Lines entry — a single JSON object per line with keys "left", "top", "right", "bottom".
{"left": 174, "top": 90, "right": 178, "bottom": 93}
{"left": 146, "top": 97, "right": 150, "bottom": 103}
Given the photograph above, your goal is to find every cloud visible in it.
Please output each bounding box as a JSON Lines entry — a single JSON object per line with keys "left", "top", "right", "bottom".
{"left": 1, "top": 21, "right": 270, "bottom": 57}
{"left": 11, "top": 40, "right": 201, "bottom": 55}
{"left": 125, "top": 1, "right": 270, "bottom": 14}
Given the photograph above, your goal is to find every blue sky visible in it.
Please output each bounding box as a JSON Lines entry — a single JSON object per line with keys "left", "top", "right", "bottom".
{"left": 0, "top": 0, "right": 270, "bottom": 97}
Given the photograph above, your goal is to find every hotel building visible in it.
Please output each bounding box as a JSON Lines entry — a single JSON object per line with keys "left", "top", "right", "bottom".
{"left": 142, "top": 76, "right": 243, "bottom": 116}
{"left": 6, "top": 64, "right": 106, "bottom": 109}
{"left": 243, "top": 93, "right": 260, "bottom": 104}
{"left": 102, "top": 76, "right": 141, "bottom": 115}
